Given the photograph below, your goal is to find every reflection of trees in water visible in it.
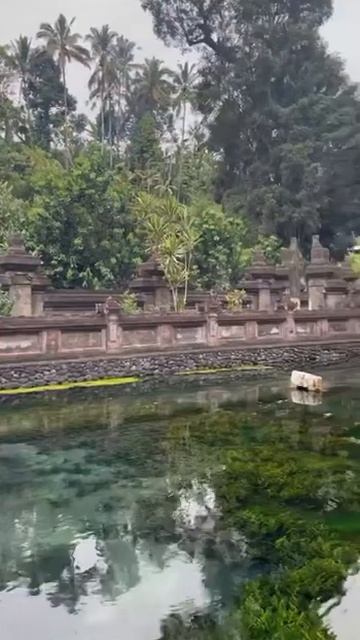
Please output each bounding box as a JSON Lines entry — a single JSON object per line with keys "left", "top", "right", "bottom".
{"left": 1, "top": 383, "right": 357, "bottom": 626}
{"left": 45, "top": 534, "right": 141, "bottom": 613}
{"left": 159, "top": 611, "right": 226, "bottom": 640}
{"left": 0, "top": 431, "right": 226, "bottom": 615}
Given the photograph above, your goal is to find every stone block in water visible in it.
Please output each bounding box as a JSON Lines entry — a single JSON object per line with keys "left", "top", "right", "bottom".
{"left": 291, "top": 370, "right": 323, "bottom": 393}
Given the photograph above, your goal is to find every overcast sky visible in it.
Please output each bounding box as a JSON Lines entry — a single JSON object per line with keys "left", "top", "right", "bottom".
{"left": 1, "top": 0, "right": 359, "bottom": 112}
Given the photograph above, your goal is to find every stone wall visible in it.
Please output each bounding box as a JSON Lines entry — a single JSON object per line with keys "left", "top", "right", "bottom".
{"left": 0, "top": 342, "right": 359, "bottom": 391}
{"left": 1, "top": 308, "right": 360, "bottom": 365}
{"left": 0, "top": 305, "right": 359, "bottom": 389}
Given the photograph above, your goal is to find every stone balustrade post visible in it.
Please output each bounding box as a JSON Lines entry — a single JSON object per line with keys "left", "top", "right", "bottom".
{"left": 207, "top": 313, "right": 219, "bottom": 347}
{"left": 316, "top": 318, "right": 329, "bottom": 337}
{"left": 104, "top": 298, "right": 122, "bottom": 353}
{"left": 308, "top": 278, "right": 326, "bottom": 311}
{"left": 283, "top": 313, "right": 297, "bottom": 340}
{"left": 157, "top": 322, "right": 175, "bottom": 348}
{"left": 9, "top": 274, "right": 33, "bottom": 317}
{"left": 258, "top": 281, "right": 272, "bottom": 312}
{"left": 245, "top": 320, "right": 258, "bottom": 341}
{"left": 45, "top": 328, "right": 61, "bottom": 355}
{"left": 32, "top": 292, "right": 45, "bottom": 316}
{"left": 154, "top": 286, "right": 172, "bottom": 311}
{"left": 106, "top": 311, "right": 121, "bottom": 353}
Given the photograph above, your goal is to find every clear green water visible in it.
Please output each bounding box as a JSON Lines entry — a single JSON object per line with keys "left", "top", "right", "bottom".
{"left": 0, "top": 369, "right": 360, "bottom": 640}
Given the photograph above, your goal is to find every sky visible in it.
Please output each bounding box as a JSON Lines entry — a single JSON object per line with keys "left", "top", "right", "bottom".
{"left": 1, "top": 0, "right": 359, "bottom": 112}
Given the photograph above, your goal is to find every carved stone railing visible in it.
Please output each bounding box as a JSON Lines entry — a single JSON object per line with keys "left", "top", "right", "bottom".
{"left": 0, "top": 307, "right": 360, "bottom": 363}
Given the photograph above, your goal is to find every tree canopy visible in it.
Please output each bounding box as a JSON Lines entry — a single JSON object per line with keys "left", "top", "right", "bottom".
{"left": 0, "top": 4, "right": 359, "bottom": 288}
{"left": 143, "top": 0, "right": 360, "bottom": 253}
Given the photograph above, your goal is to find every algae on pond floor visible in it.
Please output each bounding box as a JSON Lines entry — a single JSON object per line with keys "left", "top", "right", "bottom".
{"left": 1, "top": 375, "right": 360, "bottom": 640}
{"left": 0, "top": 375, "right": 140, "bottom": 396}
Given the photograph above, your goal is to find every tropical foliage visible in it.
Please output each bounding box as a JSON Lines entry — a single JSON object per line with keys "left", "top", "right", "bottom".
{"left": 0, "top": 3, "right": 359, "bottom": 289}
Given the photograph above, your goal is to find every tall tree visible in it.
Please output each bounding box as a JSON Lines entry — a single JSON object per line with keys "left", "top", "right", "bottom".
{"left": 26, "top": 49, "right": 76, "bottom": 152}
{"left": 0, "top": 46, "right": 25, "bottom": 144}
{"left": 142, "top": 0, "right": 360, "bottom": 254}
{"left": 37, "top": 14, "right": 90, "bottom": 164}
{"left": 171, "top": 61, "right": 198, "bottom": 194}
{"left": 86, "top": 25, "right": 117, "bottom": 154}
{"left": 133, "top": 57, "right": 173, "bottom": 118}
{"left": 112, "top": 35, "right": 139, "bottom": 148}
{"left": 128, "top": 112, "right": 163, "bottom": 171}
{"left": 10, "top": 36, "right": 34, "bottom": 141}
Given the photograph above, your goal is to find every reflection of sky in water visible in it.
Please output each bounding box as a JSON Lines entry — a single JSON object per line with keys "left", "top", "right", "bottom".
{"left": 1, "top": 547, "right": 209, "bottom": 640}
{"left": 0, "top": 472, "right": 230, "bottom": 640}
{"left": 2, "top": 373, "right": 360, "bottom": 640}
{"left": 326, "top": 570, "right": 360, "bottom": 640}
{"left": 0, "top": 419, "right": 238, "bottom": 640}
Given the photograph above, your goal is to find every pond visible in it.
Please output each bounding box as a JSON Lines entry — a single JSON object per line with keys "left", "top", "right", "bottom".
{"left": 1, "top": 369, "right": 360, "bottom": 640}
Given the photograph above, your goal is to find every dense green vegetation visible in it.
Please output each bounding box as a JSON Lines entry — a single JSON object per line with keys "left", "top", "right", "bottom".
{"left": 1, "top": 1, "right": 360, "bottom": 291}
{"left": 163, "top": 405, "right": 360, "bottom": 639}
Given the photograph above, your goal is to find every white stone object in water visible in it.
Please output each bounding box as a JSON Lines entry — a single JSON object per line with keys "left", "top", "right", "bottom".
{"left": 290, "top": 370, "right": 323, "bottom": 393}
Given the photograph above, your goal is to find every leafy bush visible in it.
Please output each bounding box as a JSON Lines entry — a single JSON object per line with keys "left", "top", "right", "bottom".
{"left": 0, "top": 181, "right": 24, "bottom": 250}
{"left": 118, "top": 290, "right": 139, "bottom": 314}
{"left": 225, "top": 289, "right": 247, "bottom": 311}
{"left": 0, "top": 288, "right": 12, "bottom": 316}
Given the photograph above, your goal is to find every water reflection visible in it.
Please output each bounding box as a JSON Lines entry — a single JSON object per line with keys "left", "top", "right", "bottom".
{"left": 290, "top": 389, "right": 323, "bottom": 405}
{"left": 0, "top": 384, "right": 252, "bottom": 639}
{"left": 1, "top": 372, "right": 360, "bottom": 639}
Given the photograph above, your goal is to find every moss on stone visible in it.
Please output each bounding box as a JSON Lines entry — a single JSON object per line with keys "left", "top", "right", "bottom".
{"left": 0, "top": 376, "right": 140, "bottom": 396}
{"left": 177, "top": 365, "right": 272, "bottom": 376}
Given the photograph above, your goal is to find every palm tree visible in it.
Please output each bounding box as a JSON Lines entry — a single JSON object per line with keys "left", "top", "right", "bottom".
{"left": 37, "top": 14, "right": 90, "bottom": 163}
{"left": 0, "top": 46, "right": 18, "bottom": 144}
{"left": 86, "top": 25, "right": 117, "bottom": 154}
{"left": 172, "top": 62, "right": 198, "bottom": 150}
{"left": 134, "top": 57, "right": 173, "bottom": 115}
{"left": 172, "top": 62, "right": 198, "bottom": 194}
{"left": 10, "top": 36, "right": 34, "bottom": 140}
{"left": 112, "top": 35, "right": 139, "bottom": 148}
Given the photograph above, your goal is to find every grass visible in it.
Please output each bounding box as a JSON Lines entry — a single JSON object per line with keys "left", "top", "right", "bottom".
{"left": 0, "top": 376, "right": 140, "bottom": 396}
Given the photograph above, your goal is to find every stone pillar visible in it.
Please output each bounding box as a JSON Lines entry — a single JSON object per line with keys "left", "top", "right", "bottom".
{"left": 283, "top": 314, "right": 296, "bottom": 340}
{"left": 104, "top": 297, "right": 121, "bottom": 353}
{"left": 158, "top": 323, "right": 175, "bottom": 348}
{"left": 308, "top": 278, "right": 326, "bottom": 310}
{"left": 207, "top": 313, "right": 219, "bottom": 347}
{"left": 258, "top": 281, "right": 272, "bottom": 311}
{"left": 154, "top": 285, "right": 172, "bottom": 311}
{"left": 45, "top": 329, "right": 61, "bottom": 355}
{"left": 325, "top": 281, "right": 348, "bottom": 310}
{"left": 306, "top": 236, "right": 335, "bottom": 311}
{"left": 106, "top": 311, "right": 121, "bottom": 353}
{"left": 9, "top": 274, "right": 32, "bottom": 316}
{"left": 245, "top": 320, "right": 258, "bottom": 341}
{"left": 316, "top": 318, "right": 329, "bottom": 337}
{"left": 32, "top": 292, "right": 45, "bottom": 316}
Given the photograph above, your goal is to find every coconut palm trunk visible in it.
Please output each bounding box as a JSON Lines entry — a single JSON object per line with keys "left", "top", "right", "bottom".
{"left": 60, "top": 56, "right": 71, "bottom": 165}
{"left": 108, "top": 94, "right": 113, "bottom": 168}
{"left": 177, "top": 99, "right": 187, "bottom": 197}
{"left": 37, "top": 15, "right": 90, "bottom": 166}
{"left": 101, "top": 84, "right": 105, "bottom": 152}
